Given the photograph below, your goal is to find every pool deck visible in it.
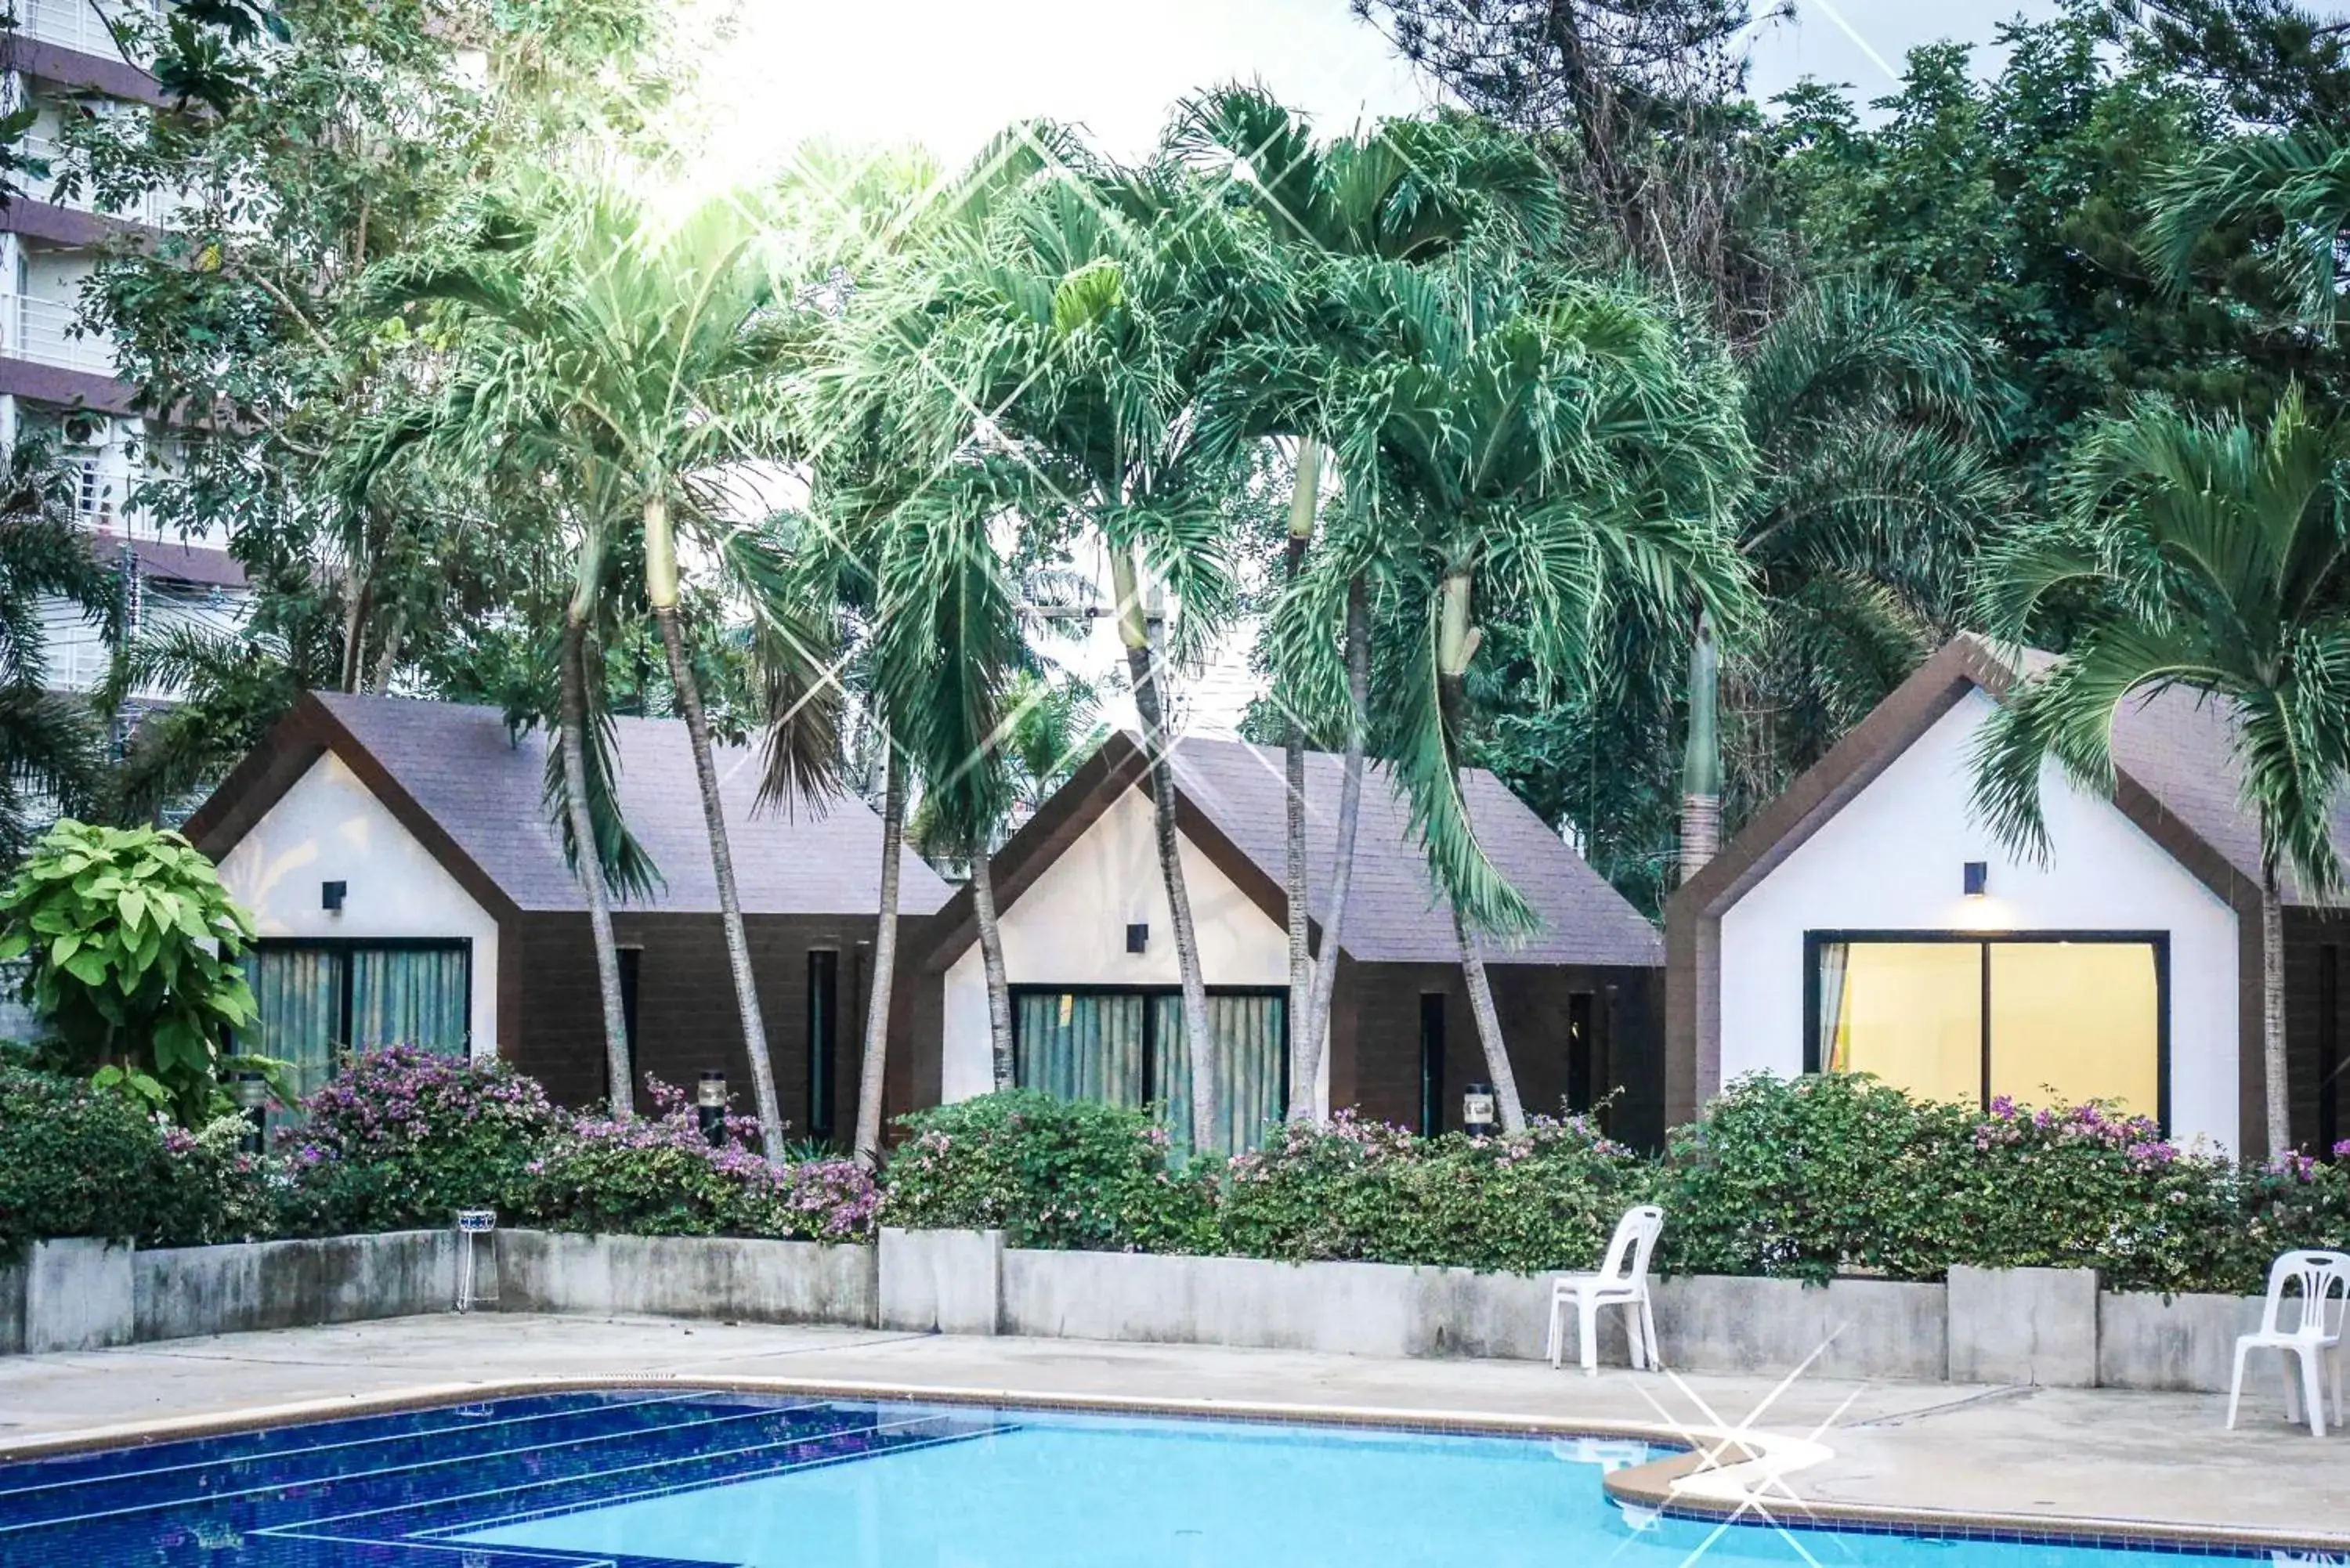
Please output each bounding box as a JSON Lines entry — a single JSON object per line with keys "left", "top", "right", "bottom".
{"left": 0, "top": 1313, "right": 2341, "bottom": 1547}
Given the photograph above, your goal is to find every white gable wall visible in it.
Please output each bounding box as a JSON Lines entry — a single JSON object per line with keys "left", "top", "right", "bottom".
{"left": 217, "top": 750, "right": 501, "bottom": 1057}
{"left": 1717, "top": 690, "right": 2240, "bottom": 1151}
{"left": 942, "top": 787, "right": 1314, "bottom": 1104}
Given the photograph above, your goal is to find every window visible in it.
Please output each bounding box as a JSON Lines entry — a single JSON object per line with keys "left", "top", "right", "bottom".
{"left": 1806, "top": 932, "right": 2166, "bottom": 1123}
{"left": 241, "top": 941, "right": 471, "bottom": 1103}
{"left": 1418, "top": 992, "right": 1446, "bottom": 1137}
{"left": 1010, "top": 987, "right": 1286, "bottom": 1154}
{"left": 808, "top": 950, "right": 838, "bottom": 1144}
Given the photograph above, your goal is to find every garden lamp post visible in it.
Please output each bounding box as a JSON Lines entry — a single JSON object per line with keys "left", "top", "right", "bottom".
{"left": 231, "top": 1071, "right": 269, "bottom": 1156}
{"left": 1462, "top": 1082, "right": 1497, "bottom": 1139}
{"left": 698, "top": 1071, "right": 727, "bottom": 1147}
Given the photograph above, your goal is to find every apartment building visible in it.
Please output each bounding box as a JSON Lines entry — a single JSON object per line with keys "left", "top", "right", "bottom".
{"left": 2, "top": 0, "right": 245, "bottom": 700}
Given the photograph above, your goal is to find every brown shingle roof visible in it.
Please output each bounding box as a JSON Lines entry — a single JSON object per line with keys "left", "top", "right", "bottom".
{"left": 284, "top": 693, "right": 953, "bottom": 917}
{"left": 1162, "top": 736, "right": 1661, "bottom": 966}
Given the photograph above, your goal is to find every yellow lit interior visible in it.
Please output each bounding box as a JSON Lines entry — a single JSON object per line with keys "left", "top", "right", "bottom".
{"left": 1830, "top": 942, "right": 1983, "bottom": 1107}
{"left": 1987, "top": 942, "right": 2160, "bottom": 1116}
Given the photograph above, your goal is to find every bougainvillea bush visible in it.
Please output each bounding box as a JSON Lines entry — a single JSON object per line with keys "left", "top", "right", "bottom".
{"left": 525, "top": 1079, "right": 877, "bottom": 1241}
{"left": 276, "top": 1046, "right": 561, "bottom": 1234}
{"left": 5, "top": 1049, "right": 2345, "bottom": 1292}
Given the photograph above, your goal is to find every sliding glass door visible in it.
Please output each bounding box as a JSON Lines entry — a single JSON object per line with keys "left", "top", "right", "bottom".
{"left": 243, "top": 941, "right": 472, "bottom": 1101}
{"left": 1806, "top": 932, "right": 2166, "bottom": 1122}
{"left": 1010, "top": 987, "right": 1286, "bottom": 1154}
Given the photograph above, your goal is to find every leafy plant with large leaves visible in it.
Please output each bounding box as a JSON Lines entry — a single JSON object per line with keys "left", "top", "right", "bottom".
{"left": 0, "top": 822, "right": 262, "bottom": 1124}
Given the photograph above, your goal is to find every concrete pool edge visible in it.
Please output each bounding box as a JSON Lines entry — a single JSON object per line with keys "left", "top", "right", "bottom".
{"left": 0, "top": 1373, "right": 2337, "bottom": 1555}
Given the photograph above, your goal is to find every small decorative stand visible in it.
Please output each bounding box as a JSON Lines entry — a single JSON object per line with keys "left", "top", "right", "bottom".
{"left": 454, "top": 1209, "right": 497, "bottom": 1313}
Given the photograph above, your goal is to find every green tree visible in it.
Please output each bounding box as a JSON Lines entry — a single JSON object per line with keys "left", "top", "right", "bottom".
{"left": 832, "top": 136, "right": 1278, "bottom": 1153}
{"left": 1171, "top": 85, "right": 1562, "bottom": 1118}
{"left": 0, "top": 822, "right": 260, "bottom": 1124}
{"left": 396, "top": 167, "right": 806, "bottom": 1151}
{"left": 1970, "top": 387, "right": 2350, "bottom": 1157}
{"left": 1324, "top": 262, "right": 1752, "bottom": 1130}
{"left": 1677, "top": 278, "right": 2012, "bottom": 881}
{"left": 0, "top": 442, "right": 123, "bottom": 860}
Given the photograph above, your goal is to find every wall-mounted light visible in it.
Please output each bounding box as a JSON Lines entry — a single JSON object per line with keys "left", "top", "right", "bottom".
{"left": 1963, "top": 862, "right": 1989, "bottom": 899}
{"left": 1125, "top": 923, "right": 1148, "bottom": 954}
{"left": 321, "top": 880, "right": 347, "bottom": 913}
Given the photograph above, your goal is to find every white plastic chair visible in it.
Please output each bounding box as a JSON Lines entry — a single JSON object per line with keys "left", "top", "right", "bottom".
{"left": 2227, "top": 1249, "right": 2348, "bottom": 1437}
{"left": 1547, "top": 1204, "right": 1665, "bottom": 1375}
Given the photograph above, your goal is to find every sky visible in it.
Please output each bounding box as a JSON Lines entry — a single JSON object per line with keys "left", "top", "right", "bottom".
{"left": 689, "top": 0, "right": 2065, "bottom": 737}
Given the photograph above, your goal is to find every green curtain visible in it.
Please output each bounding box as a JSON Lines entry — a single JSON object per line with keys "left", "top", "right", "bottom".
{"left": 1154, "top": 992, "right": 1286, "bottom": 1156}
{"left": 1014, "top": 992, "right": 1146, "bottom": 1106}
{"left": 243, "top": 948, "right": 340, "bottom": 1104}
{"left": 349, "top": 948, "right": 469, "bottom": 1055}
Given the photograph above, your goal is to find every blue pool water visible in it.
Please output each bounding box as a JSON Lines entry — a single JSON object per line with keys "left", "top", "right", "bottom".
{"left": 0, "top": 1389, "right": 2279, "bottom": 1566}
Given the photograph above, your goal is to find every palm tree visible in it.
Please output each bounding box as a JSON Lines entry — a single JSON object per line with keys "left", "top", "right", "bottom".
{"left": 830, "top": 142, "right": 1278, "bottom": 1154}
{"left": 2146, "top": 126, "right": 2350, "bottom": 331}
{"left": 1326, "top": 264, "right": 1752, "bottom": 1130}
{"left": 392, "top": 168, "right": 802, "bottom": 1151}
{"left": 1169, "top": 85, "right": 1563, "bottom": 1118}
{"left": 1679, "top": 278, "right": 2012, "bottom": 882}
{"left": 0, "top": 439, "right": 119, "bottom": 860}
{"left": 1971, "top": 386, "right": 2350, "bottom": 1158}
{"left": 786, "top": 461, "right": 1024, "bottom": 1148}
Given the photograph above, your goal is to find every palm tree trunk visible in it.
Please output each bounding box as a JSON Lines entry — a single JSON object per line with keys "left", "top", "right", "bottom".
{"left": 1111, "top": 547, "right": 1219, "bottom": 1154}
{"left": 560, "top": 616, "right": 634, "bottom": 1117}
{"left": 851, "top": 746, "right": 905, "bottom": 1164}
{"left": 1282, "top": 438, "right": 1321, "bottom": 1122}
{"left": 645, "top": 498, "right": 784, "bottom": 1154}
{"left": 338, "top": 573, "right": 371, "bottom": 694}
{"left": 1454, "top": 903, "right": 1528, "bottom": 1133}
{"left": 971, "top": 846, "right": 1015, "bottom": 1090}
{"left": 1679, "top": 608, "right": 1721, "bottom": 886}
{"left": 1295, "top": 573, "right": 1366, "bottom": 1121}
{"left": 2264, "top": 879, "right": 2290, "bottom": 1158}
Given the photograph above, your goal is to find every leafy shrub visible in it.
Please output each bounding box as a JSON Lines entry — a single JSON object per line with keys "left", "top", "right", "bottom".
{"left": 1219, "top": 1112, "right": 1645, "bottom": 1272}
{"left": 523, "top": 1084, "right": 879, "bottom": 1241}
{"left": 1654, "top": 1072, "right": 1976, "bottom": 1281}
{"left": 881, "top": 1091, "right": 1216, "bottom": 1252}
{"left": 0, "top": 1066, "right": 260, "bottom": 1251}
{"left": 0, "top": 822, "right": 262, "bottom": 1125}
{"left": 278, "top": 1046, "right": 559, "bottom": 1233}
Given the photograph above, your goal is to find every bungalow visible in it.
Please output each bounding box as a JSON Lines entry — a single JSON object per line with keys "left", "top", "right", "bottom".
{"left": 1665, "top": 635, "right": 2348, "bottom": 1156}
{"left": 910, "top": 733, "right": 1666, "bottom": 1146}
{"left": 183, "top": 692, "right": 952, "bottom": 1131}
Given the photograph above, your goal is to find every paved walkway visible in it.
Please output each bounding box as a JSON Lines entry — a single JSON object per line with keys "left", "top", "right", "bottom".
{"left": 0, "top": 1313, "right": 2341, "bottom": 1545}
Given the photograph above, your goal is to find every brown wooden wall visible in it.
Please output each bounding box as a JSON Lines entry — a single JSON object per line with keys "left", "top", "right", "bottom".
{"left": 500, "top": 912, "right": 920, "bottom": 1143}
{"left": 1329, "top": 959, "right": 1662, "bottom": 1142}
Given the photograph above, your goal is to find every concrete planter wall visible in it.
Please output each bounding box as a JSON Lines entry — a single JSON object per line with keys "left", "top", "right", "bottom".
{"left": 0, "top": 1228, "right": 2269, "bottom": 1395}
{"left": 494, "top": 1230, "right": 877, "bottom": 1328}
{"left": 134, "top": 1232, "right": 456, "bottom": 1342}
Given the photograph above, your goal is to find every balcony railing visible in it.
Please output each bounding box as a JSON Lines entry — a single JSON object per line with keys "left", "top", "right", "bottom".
{"left": 16, "top": 133, "right": 177, "bottom": 226}
{"left": 12, "top": 294, "right": 118, "bottom": 377}
{"left": 13, "top": 0, "right": 158, "bottom": 63}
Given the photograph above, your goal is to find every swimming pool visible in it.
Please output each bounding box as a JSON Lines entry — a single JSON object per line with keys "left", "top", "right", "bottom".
{"left": 0, "top": 1389, "right": 2280, "bottom": 1566}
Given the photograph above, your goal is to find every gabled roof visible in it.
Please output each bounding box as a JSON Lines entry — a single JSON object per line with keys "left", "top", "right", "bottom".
{"left": 921, "top": 731, "right": 1661, "bottom": 972}
{"left": 184, "top": 692, "right": 953, "bottom": 919}
{"left": 1669, "top": 634, "right": 2309, "bottom": 925}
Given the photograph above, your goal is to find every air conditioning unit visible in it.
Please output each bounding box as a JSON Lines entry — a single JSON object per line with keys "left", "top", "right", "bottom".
{"left": 61, "top": 412, "right": 113, "bottom": 449}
